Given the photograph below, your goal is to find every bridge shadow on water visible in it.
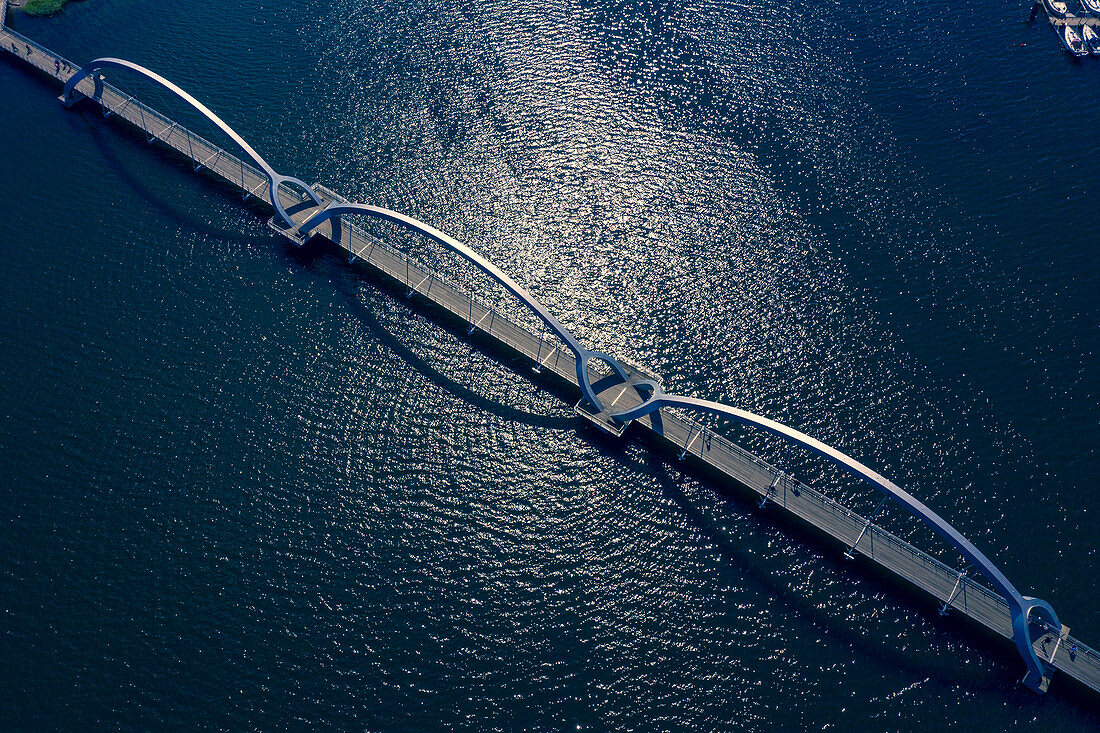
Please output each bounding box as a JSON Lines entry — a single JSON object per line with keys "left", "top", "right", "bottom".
{"left": 622, "top": 434, "right": 1100, "bottom": 712}
{"left": 53, "top": 81, "right": 581, "bottom": 432}
{"left": 290, "top": 237, "right": 1060, "bottom": 703}
{"left": 37, "top": 71, "right": 1099, "bottom": 713}
{"left": 607, "top": 437, "right": 1020, "bottom": 696}
{"left": 613, "top": 431, "right": 1100, "bottom": 714}
{"left": 78, "top": 102, "right": 271, "bottom": 246}
{"left": 270, "top": 219, "right": 1100, "bottom": 709}
{"left": 288, "top": 241, "right": 577, "bottom": 432}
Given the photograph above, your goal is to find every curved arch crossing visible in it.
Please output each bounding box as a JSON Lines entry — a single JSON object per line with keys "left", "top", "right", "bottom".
{"left": 50, "top": 53, "right": 1063, "bottom": 692}
{"left": 612, "top": 388, "right": 1061, "bottom": 691}
{"left": 298, "top": 202, "right": 629, "bottom": 412}
{"left": 60, "top": 57, "right": 322, "bottom": 227}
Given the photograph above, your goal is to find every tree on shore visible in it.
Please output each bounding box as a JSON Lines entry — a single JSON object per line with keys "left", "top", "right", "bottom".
{"left": 22, "top": 0, "right": 85, "bottom": 17}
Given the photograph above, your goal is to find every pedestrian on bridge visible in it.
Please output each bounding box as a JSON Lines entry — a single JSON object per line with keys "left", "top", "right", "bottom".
{"left": 54, "top": 59, "right": 60, "bottom": 75}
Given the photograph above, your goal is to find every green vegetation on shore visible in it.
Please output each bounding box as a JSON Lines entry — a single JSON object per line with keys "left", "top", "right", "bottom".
{"left": 21, "top": 0, "right": 83, "bottom": 17}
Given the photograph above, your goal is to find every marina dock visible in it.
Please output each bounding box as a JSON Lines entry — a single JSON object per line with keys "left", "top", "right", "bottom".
{"left": 1049, "top": 15, "right": 1100, "bottom": 25}
{"left": 1032, "top": 1, "right": 1100, "bottom": 54}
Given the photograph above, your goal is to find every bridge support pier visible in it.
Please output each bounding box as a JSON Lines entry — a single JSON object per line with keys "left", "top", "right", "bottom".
{"left": 267, "top": 216, "right": 309, "bottom": 247}
{"left": 1013, "top": 598, "right": 1063, "bottom": 694}
{"left": 58, "top": 71, "right": 102, "bottom": 109}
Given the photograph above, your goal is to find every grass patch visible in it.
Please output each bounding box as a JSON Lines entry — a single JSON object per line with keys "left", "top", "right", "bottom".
{"left": 20, "top": 0, "right": 82, "bottom": 16}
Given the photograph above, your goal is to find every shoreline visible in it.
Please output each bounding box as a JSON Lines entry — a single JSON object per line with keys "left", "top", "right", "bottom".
{"left": 12, "top": 0, "right": 83, "bottom": 17}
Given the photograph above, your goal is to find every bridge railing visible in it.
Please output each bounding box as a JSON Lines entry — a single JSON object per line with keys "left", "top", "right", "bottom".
{"left": 2, "top": 25, "right": 80, "bottom": 79}
{"left": 88, "top": 73, "right": 276, "bottom": 204}
{"left": 664, "top": 406, "right": 1013, "bottom": 623}
{"left": 62, "top": 51, "right": 1069, "bottom": 660}
{"left": 76, "top": 66, "right": 576, "bottom": 385}
{"left": 40, "top": 56, "right": 1022, "bottom": 629}
{"left": 0, "top": 35, "right": 583, "bottom": 384}
{"left": 339, "top": 218, "right": 579, "bottom": 377}
{"left": 83, "top": 70, "right": 1100, "bottom": 678}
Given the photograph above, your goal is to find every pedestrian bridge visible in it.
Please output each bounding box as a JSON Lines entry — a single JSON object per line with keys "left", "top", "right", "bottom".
{"left": 3, "top": 7, "right": 1097, "bottom": 697}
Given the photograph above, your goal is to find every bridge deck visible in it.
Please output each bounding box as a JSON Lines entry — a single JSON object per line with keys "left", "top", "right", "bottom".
{"left": 2, "top": 16, "right": 1099, "bottom": 697}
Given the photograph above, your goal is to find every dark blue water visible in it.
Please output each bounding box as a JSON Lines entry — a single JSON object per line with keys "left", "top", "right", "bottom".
{"left": 1, "top": 0, "right": 1096, "bottom": 729}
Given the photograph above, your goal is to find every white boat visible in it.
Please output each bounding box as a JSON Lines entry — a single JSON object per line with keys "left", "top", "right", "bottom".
{"left": 1083, "top": 24, "right": 1100, "bottom": 53}
{"left": 1082, "top": 0, "right": 1100, "bottom": 17}
{"left": 1047, "top": 0, "right": 1069, "bottom": 16}
{"left": 1061, "top": 24, "right": 1090, "bottom": 55}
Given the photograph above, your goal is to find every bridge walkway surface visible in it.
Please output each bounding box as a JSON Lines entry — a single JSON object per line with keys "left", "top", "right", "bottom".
{"left": 2, "top": 3, "right": 1098, "bottom": 698}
